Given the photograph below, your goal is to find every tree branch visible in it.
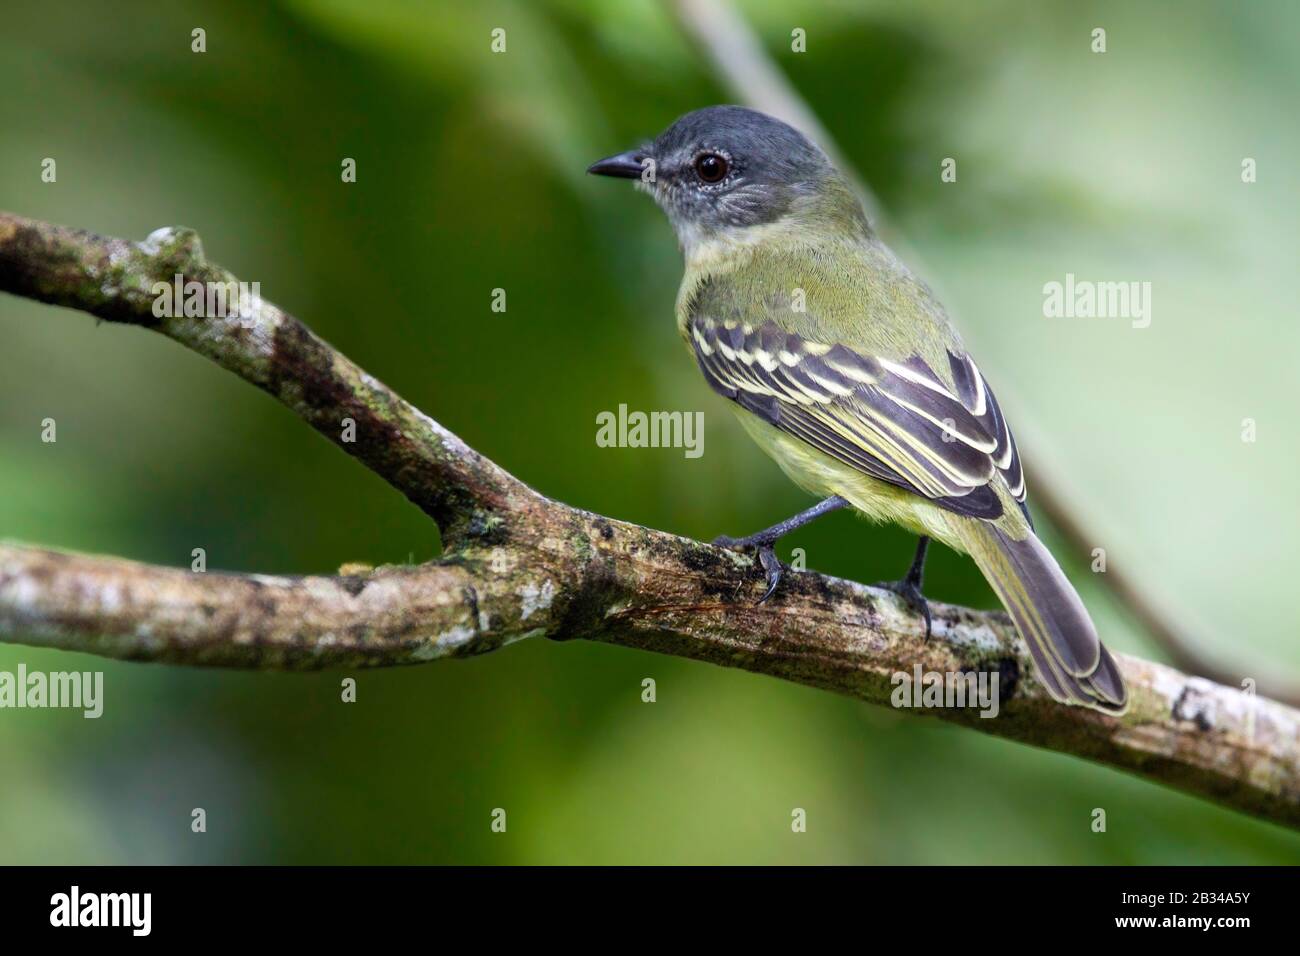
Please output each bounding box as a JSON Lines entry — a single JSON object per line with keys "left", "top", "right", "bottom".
{"left": 2, "top": 209, "right": 1298, "bottom": 831}
{"left": 0, "top": 213, "right": 530, "bottom": 540}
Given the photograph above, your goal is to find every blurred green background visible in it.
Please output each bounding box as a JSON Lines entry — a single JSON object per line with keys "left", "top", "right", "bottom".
{"left": 2, "top": 0, "right": 1298, "bottom": 863}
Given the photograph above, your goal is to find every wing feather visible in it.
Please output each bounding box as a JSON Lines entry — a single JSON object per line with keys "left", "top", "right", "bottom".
{"left": 692, "top": 317, "right": 1028, "bottom": 523}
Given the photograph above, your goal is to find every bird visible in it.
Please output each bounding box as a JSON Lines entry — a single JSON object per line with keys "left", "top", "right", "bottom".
{"left": 587, "top": 105, "right": 1126, "bottom": 714}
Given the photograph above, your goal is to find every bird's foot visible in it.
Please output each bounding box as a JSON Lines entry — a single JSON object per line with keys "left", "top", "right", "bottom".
{"left": 712, "top": 533, "right": 785, "bottom": 604}
{"left": 876, "top": 576, "right": 933, "bottom": 640}
{"left": 709, "top": 498, "right": 848, "bottom": 605}
{"left": 756, "top": 544, "right": 784, "bottom": 605}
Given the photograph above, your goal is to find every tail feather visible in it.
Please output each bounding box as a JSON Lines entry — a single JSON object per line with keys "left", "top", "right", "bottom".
{"left": 957, "top": 521, "right": 1127, "bottom": 715}
{"left": 1083, "top": 644, "right": 1127, "bottom": 708}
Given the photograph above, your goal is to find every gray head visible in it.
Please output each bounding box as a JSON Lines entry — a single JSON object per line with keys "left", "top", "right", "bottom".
{"left": 588, "top": 106, "right": 861, "bottom": 249}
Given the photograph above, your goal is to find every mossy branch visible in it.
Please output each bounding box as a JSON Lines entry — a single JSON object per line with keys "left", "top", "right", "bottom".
{"left": 1, "top": 210, "right": 1298, "bottom": 831}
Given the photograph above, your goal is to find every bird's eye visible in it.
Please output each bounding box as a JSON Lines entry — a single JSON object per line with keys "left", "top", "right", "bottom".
{"left": 694, "top": 152, "right": 729, "bottom": 184}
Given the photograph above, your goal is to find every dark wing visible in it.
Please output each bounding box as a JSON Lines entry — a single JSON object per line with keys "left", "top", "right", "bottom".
{"left": 690, "top": 316, "right": 1028, "bottom": 523}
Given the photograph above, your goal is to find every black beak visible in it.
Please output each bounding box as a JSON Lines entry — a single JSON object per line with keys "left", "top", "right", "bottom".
{"left": 587, "top": 150, "right": 646, "bottom": 180}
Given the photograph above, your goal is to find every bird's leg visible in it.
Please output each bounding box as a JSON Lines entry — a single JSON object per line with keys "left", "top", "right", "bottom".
{"left": 713, "top": 495, "right": 849, "bottom": 604}
{"left": 877, "top": 536, "right": 933, "bottom": 639}
{"left": 712, "top": 495, "right": 850, "bottom": 550}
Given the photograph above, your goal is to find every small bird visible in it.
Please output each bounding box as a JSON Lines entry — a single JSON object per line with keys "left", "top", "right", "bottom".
{"left": 588, "top": 106, "right": 1126, "bottom": 714}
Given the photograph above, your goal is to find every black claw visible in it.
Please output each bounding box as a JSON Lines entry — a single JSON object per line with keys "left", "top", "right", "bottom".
{"left": 878, "top": 578, "right": 932, "bottom": 640}
{"left": 712, "top": 534, "right": 784, "bottom": 604}
{"left": 756, "top": 545, "right": 783, "bottom": 605}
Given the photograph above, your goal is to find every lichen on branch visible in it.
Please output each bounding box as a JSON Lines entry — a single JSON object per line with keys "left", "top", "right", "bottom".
{"left": 2, "top": 209, "right": 1298, "bottom": 832}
